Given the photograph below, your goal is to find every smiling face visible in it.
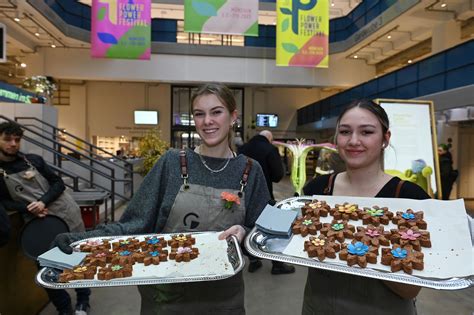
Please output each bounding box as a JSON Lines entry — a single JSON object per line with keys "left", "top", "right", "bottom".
{"left": 336, "top": 107, "right": 390, "bottom": 170}
{"left": 192, "top": 93, "right": 237, "bottom": 150}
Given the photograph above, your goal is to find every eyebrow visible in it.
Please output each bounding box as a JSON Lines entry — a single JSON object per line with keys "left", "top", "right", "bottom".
{"left": 339, "top": 124, "right": 376, "bottom": 128}
{"left": 193, "top": 106, "right": 225, "bottom": 112}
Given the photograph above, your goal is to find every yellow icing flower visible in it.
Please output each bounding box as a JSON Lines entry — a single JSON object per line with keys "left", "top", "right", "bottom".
{"left": 339, "top": 204, "right": 356, "bottom": 214}
{"left": 311, "top": 239, "right": 325, "bottom": 246}
{"left": 175, "top": 234, "right": 187, "bottom": 242}
{"left": 73, "top": 266, "right": 88, "bottom": 273}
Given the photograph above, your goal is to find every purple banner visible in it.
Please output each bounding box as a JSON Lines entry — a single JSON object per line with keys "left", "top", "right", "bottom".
{"left": 91, "top": 0, "right": 151, "bottom": 60}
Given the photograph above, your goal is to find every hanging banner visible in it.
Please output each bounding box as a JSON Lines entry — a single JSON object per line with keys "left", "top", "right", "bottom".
{"left": 184, "top": 0, "right": 258, "bottom": 36}
{"left": 276, "top": 0, "right": 329, "bottom": 68}
{"left": 91, "top": 0, "right": 151, "bottom": 60}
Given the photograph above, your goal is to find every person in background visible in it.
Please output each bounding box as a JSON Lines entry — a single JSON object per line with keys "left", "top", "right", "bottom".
{"left": 438, "top": 143, "right": 457, "bottom": 200}
{"left": 239, "top": 130, "right": 296, "bottom": 274}
{"left": 315, "top": 148, "right": 334, "bottom": 176}
{"left": 0, "top": 121, "right": 90, "bottom": 315}
{"left": 53, "top": 83, "right": 271, "bottom": 314}
{"left": 302, "top": 100, "right": 430, "bottom": 315}
{"left": 0, "top": 203, "right": 10, "bottom": 247}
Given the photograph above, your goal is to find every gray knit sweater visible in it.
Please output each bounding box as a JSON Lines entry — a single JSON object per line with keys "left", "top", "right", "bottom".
{"left": 75, "top": 148, "right": 270, "bottom": 239}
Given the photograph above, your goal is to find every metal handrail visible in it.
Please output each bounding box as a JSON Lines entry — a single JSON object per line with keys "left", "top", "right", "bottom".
{"left": 48, "top": 163, "right": 79, "bottom": 191}
{"left": 15, "top": 116, "right": 134, "bottom": 194}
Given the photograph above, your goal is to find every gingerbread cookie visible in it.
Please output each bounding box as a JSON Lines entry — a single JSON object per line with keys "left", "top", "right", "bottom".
{"left": 143, "top": 249, "right": 169, "bottom": 265}
{"left": 381, "top": 244, "right": 424, "bottom": 274}
{"left": 392, "top": 209, "right": 427, "bottom": 229}
{"left": 330, "top": 203, "right": 361, "bottom": 221}
{"left": 97, "top": 264, "right": 133, "bottom": 280}
{"left": 339, "top": 241, "right": 378, "bottom": 268}
{"left": 390, "top": 226, "right": 431, "bottom": 251}
{"left": 59, "top": 265, "right": 97, "bottom": 282}
{"left": 292, "top": 215, "right": 322, "bottom": 237}
{"left": 140, "top": 236, "right": 167, "bottom": 252}
{"left": 304, "top": 235, "right": 341, "bottom": 261}
{"left": 301, "top": 200, "right": 330, "bottom": 218}
{"left": 354, "top": 225, "right": 391, "bottom": 248}
{"left": 169, "top": 246, "right": 199, "bottom": 262}
{"left": 168, "top": 234, "right": 196, "bottom": 248}
{"left": 359, "top": 206, "right": 394, "bottom": 226}
{"left": 320, "top": 220, "right": 355, "bottom": 243}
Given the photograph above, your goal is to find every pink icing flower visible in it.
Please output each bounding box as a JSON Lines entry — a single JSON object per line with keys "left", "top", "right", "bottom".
{"left": 95, "top": 252, "right": 107, "bottom": 258}
{"left": 365, "top": 229, "right": 381, "bottom": 237}
{"left": 177, "top": 247, "right": 192, "bottom": 254}
{"left": 400, "top": 229, "right": 421, "bottom": 240}
{"left": 86, "top": 240, "right": 103, "bottom": 246}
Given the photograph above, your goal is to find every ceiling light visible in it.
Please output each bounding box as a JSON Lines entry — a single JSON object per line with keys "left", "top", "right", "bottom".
{"left": 441, "top": 3, "right": 447, "bottom": 7}
{"left": 20, "top": 63, "right": 27, "bottom": 68}
{"left": 387, "top": 35, "right": 391, "bottom": 39}
{"left": 51, "top": 43, "right": 56, "bottom": 48}
{"left": 331, "top": 2, "right": 335, "bottom": 6}
{"left": 353, "top": 55, "right": 358, "bottom": 59}
{"left": 14, "top": 17, "right": 20, "bottom": 22}
{"left": 35, "top": 32, "right": 40, "bottom": 37}
{"left": 408, "top": 59, "right": 413, "bottom": 64}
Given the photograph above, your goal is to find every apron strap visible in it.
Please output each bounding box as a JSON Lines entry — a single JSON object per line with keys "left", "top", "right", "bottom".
{"left": 238, "top": 158, "right": 252, "bottom": 197}
{"left": 395, "top": 180, "right": 405, "bottom": 198}
{"left": 179, "top": 150, "right": 189, "bottom": 189}
{"left": 323, "top": 173, "right": 336, "bottom": 195}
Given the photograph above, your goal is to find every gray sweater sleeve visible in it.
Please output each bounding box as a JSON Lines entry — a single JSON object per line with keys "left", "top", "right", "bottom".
{"left": 66, "top": 148, "right": 271, "bottom": 241}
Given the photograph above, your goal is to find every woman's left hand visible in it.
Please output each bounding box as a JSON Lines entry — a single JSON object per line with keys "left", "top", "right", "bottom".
{"left": 218, "top": 225, "right": 246, "bottom": 243}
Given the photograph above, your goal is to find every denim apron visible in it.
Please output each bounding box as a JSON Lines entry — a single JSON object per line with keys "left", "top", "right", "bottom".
{"left": 0, "top": 157, "right": 84, "bottom": 233}
{"left": 138, "top": 151, "right": 251, "bottom": 315}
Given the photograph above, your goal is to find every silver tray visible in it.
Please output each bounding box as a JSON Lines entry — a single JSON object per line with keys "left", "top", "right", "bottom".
{"left": 36, "top": 233, "right": 244, "bottom": 289}
{"left": 244, "top": 196, "right": 473, "bottom": 290}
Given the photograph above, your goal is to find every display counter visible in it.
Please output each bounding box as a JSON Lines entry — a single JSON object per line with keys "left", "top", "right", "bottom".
{"left": 0, "top": 211, "right": 48, "bottom": 314}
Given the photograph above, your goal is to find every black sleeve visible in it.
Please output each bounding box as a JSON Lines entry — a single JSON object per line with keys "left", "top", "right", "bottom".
{"left": 303, "top": 175, "right": 330, "bottom": 196}
{"left": 29, "top": 155, "right": 66, "bottom": 205}
{"left": 267, "top": 146, "right": 284, "bottom": 183}
{"left": 0, "top": 204, "right": 10, "bottom": 247}
{"left": 399, "top": 181, "right": 431, "bottom": 200}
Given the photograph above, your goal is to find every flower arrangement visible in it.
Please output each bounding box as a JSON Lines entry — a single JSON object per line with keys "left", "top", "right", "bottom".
{"left": 23, "top": 75, "right": 57, "bottom": 97}
{"left": 221, "top": 191, "right": 240, "bottom": 209}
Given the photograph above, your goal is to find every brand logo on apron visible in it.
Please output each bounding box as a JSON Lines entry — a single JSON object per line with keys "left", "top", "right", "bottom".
{"left": 183, "top": 212, "right": 200, "bottom": 229}
{"left": 14, "top": 185, "right": 24, "bottom": 193}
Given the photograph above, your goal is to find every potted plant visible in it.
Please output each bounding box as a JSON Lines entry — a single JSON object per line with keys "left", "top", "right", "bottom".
{"left": 23, "top": 75, "right": 57, "bottom": 103}
{"left": 137, "top": 128, "right": 170, "bottom": 175}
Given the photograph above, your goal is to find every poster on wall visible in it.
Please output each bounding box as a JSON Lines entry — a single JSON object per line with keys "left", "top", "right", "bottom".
{"left": 91, "top": 0, "right": 151, "bottom": 60}
{"left": 184, "top": 0, "right": 258, "bottom": 36}
{"left": 276, "top": 0, "right": 329, "bottom": 68}
{"left": 375, "top": 99, "right": 441, "bottom": 197}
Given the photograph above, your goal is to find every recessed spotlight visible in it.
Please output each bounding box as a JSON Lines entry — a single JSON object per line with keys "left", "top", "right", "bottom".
{"left": 35, "top": 32, "right": 40, "bottom": 37}
{"left": 408, "top": 59, "right": 413, "bottom": 64}
{"left": 354, "top": 55, "right": 358, "bottom": 59}
{"left": 20, "top": 63, "right": 27, "bottom": 68}
{"left": 441, "top": 3, "right": 447, "bottom": 7}
{"left": 387, "top": 35, "right": 391, "bottom": 39}
{"left": 51, "top": 43, "right": 56, "bottom": 48}
{"left": 14, "top": 17, "right": 20, "bottom": 22}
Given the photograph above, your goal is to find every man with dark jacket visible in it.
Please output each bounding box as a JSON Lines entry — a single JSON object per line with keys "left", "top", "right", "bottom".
{"left": 239, "top": 130, "right": 295, "bottom": 274}
{"left": 0, "top": 203, "right": 10, "bottom": 247}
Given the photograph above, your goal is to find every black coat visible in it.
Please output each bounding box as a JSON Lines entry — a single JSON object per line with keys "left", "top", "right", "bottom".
{"left": 239, "top": 135, "right": 284, "bottom": 199}
{"left": 0, "top": 203, "right": 10, "bottom": 247}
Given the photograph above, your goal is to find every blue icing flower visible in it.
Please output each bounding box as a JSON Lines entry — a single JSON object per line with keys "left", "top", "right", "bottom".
{"left": 347, "top": 242, "right": 369, "bottom": 256}
{"left": 391, "top": 247, "right": 408, "bottom": 259}
{"left": 149, "top": 251, "right": 160, "bottom": 257}
{"left": 147, "top": 238, "right": 160, "bottom": 245}
{"left": 119, "top": 250, "right": 131, "bottom": 256}
{"left": 402, "top": 212, "right": 415, "bottom": 220}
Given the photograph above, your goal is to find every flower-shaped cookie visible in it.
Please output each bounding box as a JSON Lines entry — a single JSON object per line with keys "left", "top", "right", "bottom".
{"left": 97, "top": 264, "right": 133, "bottom": 280}
{"left": 79, "top": 239, "right": 111, "bottom": 252}
{"left": 390, "top": 226, "right": 431, "bottom": 251}
{"left": 359, "top": 206, "right": 394, "bottom": 226}
{"left": 292, "top": 215, "right": 322, "bottom": 237}
{"left": 354, "top": 225, "right": 391, "bottom": 248}
{"left": 111, "top": 250, "right": 136, "bottom": 265}
{"left": 381, "top": 244, "right": 424, "bottom": 274}
{"left": 330, "top": 203, "right": 361, "bottom": 221}
{"left": 320, "top": 220, "right": 355, "bottom": 243}
{"left": 339, "top": 241, "right": 378, "bottom": 268}
{"left": 143, "top": 249, "right": 169, "bottom": 265}
{"left": 59, "top": 265, "right": 98, "bottom": 282}
{"left": 169, "top": 246, "right": 199, "bottom": 262}
{"left": 168, "top": 234, "right": 196, "bottom": 248}
{"left": 84, "top": 251, "right": 112, "bottom": 267}
{"left": 301, "top": 200, "right": 330, "bottom": 218}
{"left": 111, "top": 238, "right": 140, "bottom": 251}
{"left": 304, "top": 235, "right": 341, "bottom": 261}
{"left": 140, "top": 236, "right": 167, "bottom": 251}
{"left": 392, "top": 209, "right": 427, "bottom": 229}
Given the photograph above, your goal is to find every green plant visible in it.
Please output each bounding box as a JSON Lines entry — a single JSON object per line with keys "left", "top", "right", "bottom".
{"left": 23, "top": 76, "right": 57, "bottom": 97}
{"left": 137, "top": 128, "right": 170, "bottom": 176}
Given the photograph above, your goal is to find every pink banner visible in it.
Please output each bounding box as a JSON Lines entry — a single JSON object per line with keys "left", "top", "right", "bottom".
{"left": 91, "top": 0, "right": 151, "bottom": 60}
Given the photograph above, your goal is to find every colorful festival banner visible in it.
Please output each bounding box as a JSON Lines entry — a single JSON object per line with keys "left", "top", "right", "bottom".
{"left": 276, "top": 0, "right": 329, "bottom": 68}
{"left": 91, "top": 0, "right": 151, "bottom": 60}
{"left": 184, "top": 0, "right": 258, "bottom": 36}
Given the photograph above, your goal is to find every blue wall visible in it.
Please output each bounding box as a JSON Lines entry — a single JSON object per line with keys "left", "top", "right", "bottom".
{"left": 297, "top": 40, "right": 474, "bottom": 126}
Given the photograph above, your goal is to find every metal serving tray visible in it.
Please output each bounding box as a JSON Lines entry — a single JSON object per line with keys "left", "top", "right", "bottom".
{"left": 244, "top": 196, "right": 473, "bottom": 290}
{"left": 36, "top": 232, "right": 244, "bottom": 289}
